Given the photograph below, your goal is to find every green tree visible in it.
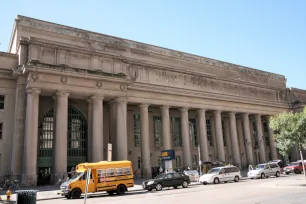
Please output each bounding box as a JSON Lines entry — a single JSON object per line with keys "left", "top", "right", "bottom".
{"left": 270, "top": 107, "right": 306, "bottom": 178}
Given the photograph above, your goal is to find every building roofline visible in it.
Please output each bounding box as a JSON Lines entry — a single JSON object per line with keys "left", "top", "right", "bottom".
{"left": 8, "top": 18, "right": 17, "bottom": 53}
{"left": 15, "top": 15, "right": 286, "bottom": 81}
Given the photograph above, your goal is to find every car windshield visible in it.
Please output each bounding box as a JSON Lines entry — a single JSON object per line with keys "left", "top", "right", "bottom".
{"left": 207, "top": 168, "right": 220, "bottom": 174}
{"left": 289, "top": 162, "right": 299, "bottom": 166}
{"left": 256, "top": 164, "right": 265, "bottom": 169}
{"left": 154, "top": 174, "right": 166, "bottom": 179}
{"left": 68, "top": 172, "right": 84, "bottom": 182}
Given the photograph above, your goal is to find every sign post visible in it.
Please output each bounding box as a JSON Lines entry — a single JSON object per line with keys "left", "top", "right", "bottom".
{"left": 198, "top": 145, "right": 202, "bottom": 176}
{"left": 84, "top": 168, "right": 91, "bottom": 204}
{"left": 108, "top": 143, "right": 112, "bottom": 162}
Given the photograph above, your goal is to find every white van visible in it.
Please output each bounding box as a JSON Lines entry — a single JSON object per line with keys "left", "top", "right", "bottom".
{"left": 199, "top": 166, "right": 241, "bottom": 185}
{"left": 247, "top": 162, "right": 281, "bottom": 179}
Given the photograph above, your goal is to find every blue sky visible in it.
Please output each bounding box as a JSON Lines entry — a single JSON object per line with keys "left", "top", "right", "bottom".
{"left": 1, "top": 0, "right": 305, "bottom": 89}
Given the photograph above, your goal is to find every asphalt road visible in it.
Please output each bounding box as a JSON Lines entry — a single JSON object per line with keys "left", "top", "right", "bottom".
{"left": 38, "top": 175, "right": 306, "bottom": 204}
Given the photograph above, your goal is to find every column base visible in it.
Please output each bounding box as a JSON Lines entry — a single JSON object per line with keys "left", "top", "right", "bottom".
{"left": 51, "top": 173, "right": 68, "bottom": 184}
{"left": 22, "top": 174, "right": 37, "bottom": 186}
{"left": 141, "top": 168, "right": 152, "bottom": 179}
{"left": 11, "top": 174, "right": 22, "bottom": 181}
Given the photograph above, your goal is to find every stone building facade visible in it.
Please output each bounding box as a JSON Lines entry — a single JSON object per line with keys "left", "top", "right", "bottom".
{"left": 0, "top": 15, "right": 306, "bottom": 186}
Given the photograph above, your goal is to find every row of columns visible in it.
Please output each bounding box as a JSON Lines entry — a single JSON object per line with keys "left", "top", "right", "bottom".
{"left": 19, "top": 87, "right": 279, "bottom": 185}
{"left": 139, "top": 107, "right": 279, "bottom": 178}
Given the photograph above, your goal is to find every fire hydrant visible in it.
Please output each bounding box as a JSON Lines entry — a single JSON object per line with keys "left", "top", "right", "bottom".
{"left": 6, "top": 189, "right": 12, "bottom": 201}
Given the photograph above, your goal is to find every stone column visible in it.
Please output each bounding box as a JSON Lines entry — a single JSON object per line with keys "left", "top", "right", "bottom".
{"left": 87, "top": 99, "right": 93, "bottom": 162}
{"left": 229, "top": 112, "right": 241, "bottom": 168}
{"left": 140, "top": 104, "right": 151, "bottom": 178}
{"left": 255, "top": 114, "right": 266, "bottom": 163}
{"left": 180, "top": 107, "right": 192, "bottom": 168}
{"left": 161, "top": 106, "right": 171, "bottom": 150}
{"left": 109, "top": 102, "right": 117, "bottom": 160}
{"left": 53, "top": 91, "right": 69, "bottom": 182}
{"left": 22, "top": 88, "right": 41, "bottom": 186}
{"left": 265, "top": 116, "right": 278, "bottom": 160}
{"left": 242, "top": 113, "right": 254, "bottom": 165}
{"left": 213, "top": 110, "right": 225, "bottom": 162}
{"left": 11, "top": 76, "right": 27, "bottom": 179}
{"left": 198, "top": 109, "right": 209, "bottom": 162}
{"left": 116, "top": 98, "right": 128, "bottom": 160}
{"left": 91, "top": 95, "right": 104, "bottom": 162}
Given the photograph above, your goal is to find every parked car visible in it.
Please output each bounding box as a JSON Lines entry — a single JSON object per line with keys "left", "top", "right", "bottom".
{"left": 247, "top": 162, "right": 280, "bottom": 179}
{"left": 269, "top": 160, "right": 285, "bottom": 173}
{"left": 199, "top": 165, "right": 241, "bottom": 185}
{"left": 283, "top": 161, "right": 306, "bottom": 174}
{"left": 142, "top": 172, "right": 190, "bottom": 191}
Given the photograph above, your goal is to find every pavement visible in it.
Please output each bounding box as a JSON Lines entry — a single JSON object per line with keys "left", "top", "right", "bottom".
{"left": 1, "top": 174, "right": 306, "bottom": 202}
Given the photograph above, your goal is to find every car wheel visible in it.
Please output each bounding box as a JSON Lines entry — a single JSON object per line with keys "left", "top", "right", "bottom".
{"left": 156, "top": 183, "right": 163, "bottom": 191}
{"left": 234, "top": 176, "right": 239, "bottom": 182}
{"left": 285, "top": 172, "right": 289, "bottom": 175}
{"left": 260, "top": 173, "right": 265, "bottom": 179}
{"left": 71, "top": 188, "right": 82, "bottom": 199}
{"left": 294, "top": 169, "right": 299, "bottom": 174}
{"left": 275, "top": 171, "right": 280, "bottom": 177}
{"left": 116, "top": 184, "right": 126, "bottom": 195}
{"left": 182, "top": 181, "right": 188, "bottom": 188}
{"left": 213, "top": 178, "right": 220, "bottom": 184}
{"left": 65, "top": 195, "right": 71, "bottom": 199}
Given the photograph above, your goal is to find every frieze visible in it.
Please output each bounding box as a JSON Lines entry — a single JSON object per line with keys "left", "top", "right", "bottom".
{"left": 21, "top": 16, "right": 285, "bottom": 81}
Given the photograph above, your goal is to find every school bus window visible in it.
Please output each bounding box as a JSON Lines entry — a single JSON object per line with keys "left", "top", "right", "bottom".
{"left": 123, "top": 167, "right": 131, "bottom": 175}
{"left": 106, "top": 168, "right": 115, "bottom": 177}
{"left": 116, "top": 168, "right": 123, "bottom": 176}
{"left": 98, "top": 169, "right": 105, "bottom": 177}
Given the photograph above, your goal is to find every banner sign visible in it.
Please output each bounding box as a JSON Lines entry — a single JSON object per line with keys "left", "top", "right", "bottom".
{"left": 161, "top": 149, "right": 175, "bottom": 160}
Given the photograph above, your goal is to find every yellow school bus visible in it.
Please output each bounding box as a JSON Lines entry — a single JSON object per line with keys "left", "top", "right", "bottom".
{"left": 60, "top": 160, "right": 134, "bottom": 199}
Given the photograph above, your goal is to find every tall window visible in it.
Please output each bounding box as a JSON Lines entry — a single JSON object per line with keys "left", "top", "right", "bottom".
{"left": 153, "top": 116, "right": 163, "bottom": 147}
{"left": 137, "top": 157, "right": 141, "bottom": 169}
{"left": 263, "top": 122, "right": 270, "bottom": 146}
{"left": 192, "top": 155, "right": 197, "bottom": 168}
{"left": 189, "top": 119, "right": 198, "bottom": 147}
{"left": 206, "top": 119, "right": 212, "bottom": 146}
{"left": 175, "top": 156, "right": 182, "bottom": 168}
{"left": 134, "top": 114, "right": 141, "bottom": 147}
{"left": 0, "top": 123, "right": 2, "bottom": 140}
{"left": 252, "top": 122, "right": 258, "bottom": 147}
{"left": 0, "top": 95, "right": 4, "bottom": 109}
{"left": 171, "top": 117, "right": 182, "bottom": 147}
{"left": 222, "top": 120, "right": 227, "bottom": 146}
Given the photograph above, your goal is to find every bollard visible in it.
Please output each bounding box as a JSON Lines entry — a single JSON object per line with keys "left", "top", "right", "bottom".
{"left": 15, "top": 190, "right": 38, "bottom": 204}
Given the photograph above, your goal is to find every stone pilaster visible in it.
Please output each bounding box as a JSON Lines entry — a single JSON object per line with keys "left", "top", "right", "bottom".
{"left": 180, "top": 107, "right": 192, "bottom": 168}
{"left": 22, "top": 88, "right": 41, "bottom": 186}
{"left": 53, "top": 91, "right": 69, "bottom": 183}
{"left": 161, "top": 106, "right": 171, "bottom": 150}
{"left": 109, "top": 101, "right": 117, "bottom": 160}
{"left": 91, "top": 95, "right": 104, "bottom": 162}
{"left": 229, "top": 112, "right": 241, "bottom": 168}
{"left": 213, "top": 110, "right": 225, "bottom": 162}
{"left": 198, "top": 109, "right": 209, "bottom": 162}
{"left": 140, "top": 104, "right": 151, "bottom": 178}
{"left": 242, "top": 113, "right": 254, "bottom": 165}
{"left": 11, "top": 76, "right": 27, "bottom": 179}
{"left": 87, "top": 99, "right": 93, "bottom": 162}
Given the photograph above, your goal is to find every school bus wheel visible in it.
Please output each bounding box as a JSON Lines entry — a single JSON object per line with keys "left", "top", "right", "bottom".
{"left": 116, "top": 184, "right": 126, "bottom": 195}
{"left": 71, "top": 188, "right": 82, "bottom": 199}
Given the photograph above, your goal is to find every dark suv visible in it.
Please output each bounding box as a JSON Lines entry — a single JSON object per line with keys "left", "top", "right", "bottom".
{"left": 142, "top": 172, "right": 191, "bottom": 191}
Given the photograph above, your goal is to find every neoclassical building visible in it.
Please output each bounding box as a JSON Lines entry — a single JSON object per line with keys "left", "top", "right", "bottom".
{"left": 0, "top": 16, "right": 306, "bottom": 186}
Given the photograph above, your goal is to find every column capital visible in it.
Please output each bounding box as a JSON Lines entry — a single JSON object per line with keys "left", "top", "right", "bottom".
{"left": 160, "top": 105, "right": 170, "bottom": 111}
{"left": 26, "top": 88, "right": 41, "bottom": 95}
{"left": 213, "top": 110, "right": 222, "bottom": 115}
{"left": 139, "top": 104, "right": 150, "bottom": 109}
{"left": 229, "top": 112, "right": 236, "bottom": 116}
{"left": 179, "top": 107, "right": 189, "bottom": 112}
{"left": 242, "top": 113, "right": 249, "bottom": 117}
{"left": 90, "top": 94, "right": 104, "bottom": 101}
{"left": 55, "top": 91, "right": 69, "bottom": 98}
{"left": 198, "top": 109, "right": 206, "bottom": 115}
{"left": 109, "top": 97, "right": 127, "bottom": 104}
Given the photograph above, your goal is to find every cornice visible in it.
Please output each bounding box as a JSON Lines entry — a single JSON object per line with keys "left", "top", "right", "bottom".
{"left": 17, "top": 15, "right": 286, "bottom": 82}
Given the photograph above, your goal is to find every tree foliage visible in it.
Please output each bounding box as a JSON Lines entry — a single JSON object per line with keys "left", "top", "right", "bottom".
{"left": 269, "top": 107, "right": 306, "bottom": 155}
